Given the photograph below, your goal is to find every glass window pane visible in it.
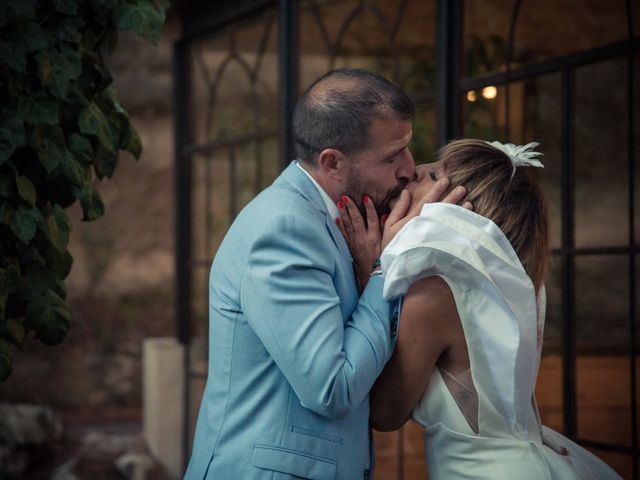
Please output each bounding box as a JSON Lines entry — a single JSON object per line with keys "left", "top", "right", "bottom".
{"left": 461, "top": 74, "right": 562, "bottom": 248}
{"left": 191, "top": 153, "right": 231, "bottom": 263}
{"left": 575, "top": 255, "right": 631, "bottom": 447}
{"left": 461, "top": 83, "right": 504, "bottom": 139}
{"left": 635, "top": 51, "right": 640, "bottom": 242}
{"left": 530, "top": 74, "right": 562, "bottom": 250}
{"left": 298, "top": 0, "right": 437, "bottom": 94}
{"left": 394, "top": 0, "right": 436, "bottom": 96}
{"left": 536, "top": 353, "right": 564, "bottom": 433}
{"left": 187, "top": 9, "right": 279, "bottom": 146}
{"left": 258, "top": 138, "right": 281, "bottom": 191}
{"left": 544, "top": 257, "right": 562, "bottom": 347}
{"left": 373, "top": 430, "right": 400, "bottom": 479}
{"left": 588, "top": 450, "right": 632, "bottom": 480}
{"left": 574, "top": 58, "right": 629, "bottom": 248}
{"left": 191, "top": 265, "right": 210, "bottom": 339}
{"left": 576, "top": 353, "right": 632, "bottom": 445}
{"left": 636, "top": 257, "right": 640, "bottom": 447}
{"left": 537, "top": 258, "right": 563, "bottom": 432}
{"left": 576, "top": 256, "right": 630, "bottom": 343}
{"left": 402, "top": 422, "right": 427, "bottom": 478}
{"left": 464, "top": 1, "right": 629, "bottom": 77}
{"left": 233, "top": 144, "right": 258, "bottom": 215}
{"left": 515, "top": 1, "right": 629, "bottom": 67}
{"left": 373, "top": 423, "right": 428, "bottom": 479}
{"left": 463, "top": 0, "right": 516, "bottom": 77}
{"left": 190, "top": 155, "right": 210, "bottom": 263}
{"left": 411, "top": 102, "right": 437, "bottom": 165}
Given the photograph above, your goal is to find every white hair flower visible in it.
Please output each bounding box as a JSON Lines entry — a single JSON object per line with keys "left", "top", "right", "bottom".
{"left": 485, "top": 141, "right": 544, "bottom": 179}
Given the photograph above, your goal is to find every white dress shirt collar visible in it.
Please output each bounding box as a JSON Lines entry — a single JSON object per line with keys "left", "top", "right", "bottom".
{"left": 296, "top": 161, "right": 339, "bottom": 221}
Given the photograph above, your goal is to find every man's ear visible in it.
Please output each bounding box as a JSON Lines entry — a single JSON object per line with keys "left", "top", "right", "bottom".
{"left": 318, "top": 148, "right": 346, "bottom": 182}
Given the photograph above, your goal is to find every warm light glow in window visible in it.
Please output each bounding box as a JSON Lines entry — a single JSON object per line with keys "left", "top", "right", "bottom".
{"left": 467, "top": 90, "right": 477, "bottom": 102}
{"left": 482, "top": 86, "right": 497, "bottom": 99}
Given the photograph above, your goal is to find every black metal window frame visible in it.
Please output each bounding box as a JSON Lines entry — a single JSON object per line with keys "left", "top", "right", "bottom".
{"left": 457, "top": 9, "right": 638, "bottom": 478}
{"left": 175, "top": 0, "right": 639, "bottom": 475}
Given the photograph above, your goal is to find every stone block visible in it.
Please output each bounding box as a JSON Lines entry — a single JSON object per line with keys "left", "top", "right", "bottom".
{"left": 143, "top": 337, "right": 185, "bottom": 479}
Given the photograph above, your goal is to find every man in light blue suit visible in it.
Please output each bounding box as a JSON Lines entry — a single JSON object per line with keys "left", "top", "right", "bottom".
{"left": 185, "top": 68, "right": 460, "bottom": 480}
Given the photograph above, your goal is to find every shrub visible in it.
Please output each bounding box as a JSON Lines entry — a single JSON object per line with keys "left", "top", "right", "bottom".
{"left": 0, "top": 0, "right": 167, "bottom": 381}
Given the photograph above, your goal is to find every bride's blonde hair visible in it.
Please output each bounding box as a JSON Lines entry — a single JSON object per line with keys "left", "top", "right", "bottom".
{"left": 437, "top": 139, "right": 550, "bottom": 291}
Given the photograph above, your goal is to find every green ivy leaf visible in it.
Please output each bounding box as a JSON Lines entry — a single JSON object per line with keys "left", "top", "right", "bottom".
{"left": 53, "top": 0, "right": 78, "bottom": 15}
{"left": 0, "top": 338, "right": 13, "bottom": 382}
{"left": 0, "top": 173, "right": 15, "bottom": 198}
{"left": 26, "top": 262, "right": 65, "bottom": 297}
{"left": 0, "top": 0, "right": 165, "bottom": 382}
{"left": 0, "top": 201, "right": 14, "bottom": 225}
{"left": 0, "top": 0, "right": 35, "bottom": 28}
{"left": 112, "top": 0, "right": 165, "bottom": 46}
{"left": 61, "top": 148, "right": 88, "bottom": 186}
{"left": 78, "top": 102, "right": 116, "bottom": 151}
{"left": 3, "top": 317, "right": 25, "bottom": 347}
{"left": 68, "top": 134, "right": 93, "bottom": 164}
{"left": 18, "top": 94, "right": 59, "bottom": 125}
{"left": 37, "top": 45, "right": 82, "bottom": 100}
{"left": 93, "top": 144, "right": 118, "bottom": 178}
{"left": 24, "top": 22, "right": 51, "bottom": 52}
{"left": 74, "top": 181, "right": 105, "bottom": 221}
{"left": 124, "top": 123, "right": 142, "bottom": 159}
{"left": 55, "top": 17, "right": 85, "bottom": 42}
{"left": 3, "top": 263, "right": 21, "bottom": 295}
{"left": 118, "top": 114, "right": 142, "bottom": 159}
{"left": 16, "top": 175, "right": 36, "bottom": 206}
{"left": 62, "top": 85, "right": 89, "bottom": 108}
{"left": 30, "top": 125, "right": 66, "bottom": 173}
{"left": 154, "top": 0, "right": 171, "bottom": 10}
{"left": 96, "top": 88, "right": 130, "bottom": 150}
{"left": 82, "top": 27, "right": 98, "bottom": 51}
{"left": 26, "top": 289, "right": 70, "bottom": 346}
{"left": 11, "top": 205, "right": 44, "bottom": 244}
{"left": 44, "top": 246, "right": 73, "bottom": 280}
{"left": 0, "top": 116, "right": 26, "bottom": 165}
{"left": 0, "top": 36, "right": 30, "bottom": 72}
{"left": 0, "top": 268, "right": 9, "bottom": 319}
{"left": 42, "top": 205, "right": 70, "bottom": 252}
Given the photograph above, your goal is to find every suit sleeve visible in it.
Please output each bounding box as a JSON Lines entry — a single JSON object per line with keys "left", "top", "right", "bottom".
{"left": 240, "top": 212, "right": 394, "bottom": 419}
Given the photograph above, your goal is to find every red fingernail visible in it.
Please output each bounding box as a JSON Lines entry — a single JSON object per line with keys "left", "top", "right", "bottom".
{"left": 381, "top": 214, "right": 388, "bottom": 222}
{"left": 363, "top": 195, "right": 369, "bottom": 204}
{"left": 337, "top": 200, "right": 344, "bottom": 209}
{"left": 335, "top": 218, "right": 341, "bottom": 225}
{"left": 342, "top": 195, "right": 349, "bottom": 203}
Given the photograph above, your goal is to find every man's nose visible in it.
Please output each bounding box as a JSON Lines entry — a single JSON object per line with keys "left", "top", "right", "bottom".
{"left": 397, "top": 149, "right": 416, "bottom": 180}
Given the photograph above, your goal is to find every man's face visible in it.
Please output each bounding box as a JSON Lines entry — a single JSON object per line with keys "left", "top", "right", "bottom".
{"left": 342, "top": 116, "right": 416, "bottom": 215}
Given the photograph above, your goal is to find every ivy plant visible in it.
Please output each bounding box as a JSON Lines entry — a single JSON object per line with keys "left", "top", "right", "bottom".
{"left": 0, "top": 0, "right": 167, "bottom": 381}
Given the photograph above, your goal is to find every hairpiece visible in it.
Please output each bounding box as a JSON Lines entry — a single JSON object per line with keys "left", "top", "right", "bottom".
{"left": 485, "top": 141, "right": 544, "bottom": 179}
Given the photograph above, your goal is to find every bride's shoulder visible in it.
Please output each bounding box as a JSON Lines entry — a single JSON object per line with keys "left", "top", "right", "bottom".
{"left": 404, "top": 276, "right": 457, "bottom": 322}
{"left": 408, "top": 275, "right": 450, "bottom": 296}
{"left": 399, "top": 275, "right": 461, "bottom": 348}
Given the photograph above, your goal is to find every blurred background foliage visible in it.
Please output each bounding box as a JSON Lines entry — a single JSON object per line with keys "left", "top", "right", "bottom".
{"left": 0, "top": 0, "right": 167, "bottom": 381}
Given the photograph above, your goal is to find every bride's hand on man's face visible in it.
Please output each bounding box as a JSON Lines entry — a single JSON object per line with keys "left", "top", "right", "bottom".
{"left": 336, "top": 179, "right": 472, "bottom": 290}
{"left": 382, "top": 178, "right": 472, "bottom": 250}
{"left": 336, "top": 195, "right": 382, "bottom": 292}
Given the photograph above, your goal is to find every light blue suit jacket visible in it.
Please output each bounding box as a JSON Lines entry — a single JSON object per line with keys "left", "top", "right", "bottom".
{"left": 185, "top": 162, "right": 397, "bottom": 480}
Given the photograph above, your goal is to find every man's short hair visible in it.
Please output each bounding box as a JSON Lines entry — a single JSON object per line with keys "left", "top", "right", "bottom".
{"left": 293, "top": 68, "right": 415, "bottom": 164}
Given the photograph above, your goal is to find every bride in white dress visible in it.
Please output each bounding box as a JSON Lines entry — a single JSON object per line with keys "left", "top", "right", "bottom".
{"left": 339, "top": 139, "right": 622, "bottom": 479}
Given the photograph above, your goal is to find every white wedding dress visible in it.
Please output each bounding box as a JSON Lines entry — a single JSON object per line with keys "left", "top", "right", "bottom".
{"left": 380, "top": 203, "right": 622, "bottom": 480}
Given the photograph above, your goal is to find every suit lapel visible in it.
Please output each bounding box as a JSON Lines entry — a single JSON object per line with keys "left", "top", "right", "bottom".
{"left": 277, "top": 162, "right": 353, "bottom": 263}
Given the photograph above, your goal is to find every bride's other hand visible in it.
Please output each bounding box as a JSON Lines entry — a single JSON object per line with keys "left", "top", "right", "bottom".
{"left": 382, "top": 178, "right": 471, "bottom": 250}
{"left": 336, "top": 195, "right": 381, "bottom": 292}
